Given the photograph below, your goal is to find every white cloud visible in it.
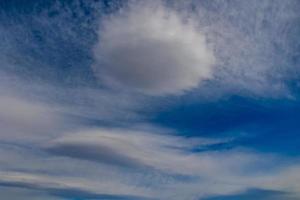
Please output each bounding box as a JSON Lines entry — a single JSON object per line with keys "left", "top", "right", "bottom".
{"left": 92, "top": 0, "right": 299, "bottom": 98}
{"left": 41, "top": 128, "right": 300, "bottom": 199}
{"left": 0, "top": 95, "right": 66, "bottom": 142}
{"left": 93, "top": 1, "right": 215, "bottom": 95}
{"left": 0, "top": 1, "right": 299, "bottom": 199}
{"left": 44, "top": 128, "right": 230, "bottom": 174}
{"left": 190, "top": 0, "right": 299, "bottom": 98}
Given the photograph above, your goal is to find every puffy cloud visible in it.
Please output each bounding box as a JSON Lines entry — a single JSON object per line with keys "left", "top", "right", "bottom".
{"left": 92, "top": 0, "right": 299, "bottom": 98}
{"left": 93, "top": 1, "right": 215, "bottom": 95}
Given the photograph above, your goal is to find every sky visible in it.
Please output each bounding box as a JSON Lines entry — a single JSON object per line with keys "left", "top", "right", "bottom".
{"left": 0, "top": 0, "right": 300, "bottom": 199}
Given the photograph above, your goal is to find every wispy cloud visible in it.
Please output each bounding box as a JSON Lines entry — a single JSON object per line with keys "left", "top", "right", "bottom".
{"left": 0, "top": 0, "right": 299, "bottom": 199}
{"left": 0, "top": 126, "right": 300, "bottom": 199}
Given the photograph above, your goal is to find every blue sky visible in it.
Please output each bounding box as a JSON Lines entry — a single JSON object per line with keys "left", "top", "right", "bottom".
{"left": 0, "top": 0, "right": 300, "bottom": 199}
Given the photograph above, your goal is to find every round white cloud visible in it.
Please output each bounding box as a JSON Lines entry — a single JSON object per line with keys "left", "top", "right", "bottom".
{"left": 93, "top": 1, "right": 215, "bottom": 95}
